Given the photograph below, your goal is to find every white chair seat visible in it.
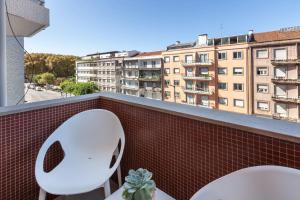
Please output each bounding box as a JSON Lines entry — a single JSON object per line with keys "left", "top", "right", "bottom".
{"left": 35, "top": 109, "right": 125, "bottom": 199}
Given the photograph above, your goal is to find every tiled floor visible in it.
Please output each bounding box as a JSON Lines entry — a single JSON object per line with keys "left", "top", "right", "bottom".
{"left": 55, "top": 182, "right": 118, "bottom": 200}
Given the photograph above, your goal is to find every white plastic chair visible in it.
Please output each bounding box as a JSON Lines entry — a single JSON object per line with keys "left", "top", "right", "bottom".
{"left": 190, "top": 166, "right": 300, "bottom": 200}
{"left": 35, "top": 109, "right": 125, "bottom": 200}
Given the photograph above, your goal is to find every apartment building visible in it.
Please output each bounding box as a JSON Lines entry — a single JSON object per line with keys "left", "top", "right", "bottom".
{"left": 252, "top": 27, "right": 300, "bottom": 122}
{"left": 76, "top": 51, "right": 139, "bottom": 92}
{"left": 122, "top": 51, "right": 163, "bottom": 100}
{"left": 162, "top": 33, "right": 252, "bottom": 114}
{"left": 0, "top": 0, "right": 49, "bottom": 106}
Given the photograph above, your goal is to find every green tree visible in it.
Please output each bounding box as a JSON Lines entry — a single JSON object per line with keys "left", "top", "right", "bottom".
{"left": 39, "top": 72, "right": 55, "bottom": 85}
{"left": 60, "top": 80, "right": 98, "bottom": 96}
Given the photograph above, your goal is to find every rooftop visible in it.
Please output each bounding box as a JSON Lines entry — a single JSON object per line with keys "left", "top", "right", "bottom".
{"left": 254, "top": 28, "right": 300, "bottom": 43}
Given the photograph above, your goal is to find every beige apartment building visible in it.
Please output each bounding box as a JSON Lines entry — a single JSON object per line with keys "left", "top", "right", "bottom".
{"left": 162, "top": 33, "right": 252, "bottom": 114}
{"left": 252, "top": 28, "right": 300, "bottom": 122}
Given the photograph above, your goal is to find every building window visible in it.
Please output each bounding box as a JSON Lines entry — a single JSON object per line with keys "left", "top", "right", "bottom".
{"left": 173, "top": 56, "right": 180, "bottom": 62}
{"left": 174, "top": 68, "right": 180, "bottom": 74}
{"left": 257, "top": 101, "right": 269, "bottom": 111}
{"left": 185, "top": 55, "right": 193, "bottom": 63}
{"left": 174, "top": 80, "right": 180, "bottom": 86}
{"left": 218, "top": 82, "right": 227, "bottom": 90}
{"left": 164, "top": 91, "right": 171, "bottom": 97}
{"left": 175, "top": 92, "right": 180, "bottom": 98}
{"left": 233, "top": 83, "right": 243, "bottom": 91}
{"left": 164, "top": 57, "right": 170, "bottom": 63}
{"left": 234, "top": 99, "right": 244, "bottom": 107}
{"left": 257, "top": 84, "right": 269, "bottom": 93}
{"left": 218, "top": 67, "right": 227, "bottom": 75}
{"left": 257, "top": 67, "right": 268, "bottom": 76}
{"left": 218, "top": 97, "right": 228, "bottom": 105}
{"left": 273, "top": 48, "right": 287, "bottom": 60}
{"left": 143, "top": 61, "right": 147, "bottom": 67}
{"left": 275, "top": 103, "right": 287, "bottom": 117}
{"left": 233, "top": 51, "right": 242, "bottom": 59}
{"left": 233, "top": 67, "right": 243, "bottom": 75}
{"left": 151, "top": 61, "right": 156, "bottom": 67}
{"left": 164, "top": 68, "right": 170, "bottom": 74}
{"left": 199, "top": 54, "right": 208, "bottom": 63}
{"left": 218, "top": 52, "right": 227, "bottom": 60}
{"left": 256, "top": 49, "right": 268, "bottom": 58}
{"left": 165, "top": 80, "right": 170, "bottom": 85}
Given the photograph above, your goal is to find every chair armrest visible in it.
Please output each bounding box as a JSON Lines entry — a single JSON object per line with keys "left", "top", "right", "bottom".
{"left": 35, "top": 134, "right": 60, "bottom": 179}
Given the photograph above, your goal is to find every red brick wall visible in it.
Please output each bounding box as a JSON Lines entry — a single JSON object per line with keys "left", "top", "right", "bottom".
{"left": 1, "top": 97, "right": 300, "bottom": 200}
{"left": 0, "top": 99, "right": 100, "bottom": 200}
{"left": 99, "top": 98, "right": 300, "bottom": 200}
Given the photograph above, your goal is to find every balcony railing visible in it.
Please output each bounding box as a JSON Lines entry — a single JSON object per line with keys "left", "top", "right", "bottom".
{"left": 272, "top": 95, "right": 300, "bottom": 104}
{"left": 1, "top": 93, "right": 300, "bottom": 200}
{"left": 139, "top": 66, "right": 161, "bottom": 70}
{"left": 182, "top": 60, "right": 213, "bottom": 67}
{"left": 271, "top": 59, "right": 300, "bottom": 66}
{"left": 272, "top": 113, "right": 300, "bottom": 122}
{"left": 182, "top": 86, "right": 213, "bottom": 95}
{"left": 271, "top": 77, "right": 300, "bottom": 84}
{"left": 121, "top": 85, "right": 139, "bottom": 90}
{"left": 182, "top": 73, "right": 213, "bottom": 81}
{"left": 138, "top": 76, "right": 161, "bottom": 81}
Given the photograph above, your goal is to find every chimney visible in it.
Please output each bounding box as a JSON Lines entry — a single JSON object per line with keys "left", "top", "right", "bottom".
{"left": 176, "top": 41, "right": 181, "bottom": 45}
{"left": 198, "top": 34, "right": 208, "bottom": 46}
{"left": 248, "top": 30, "right": 254, "bottom": 42}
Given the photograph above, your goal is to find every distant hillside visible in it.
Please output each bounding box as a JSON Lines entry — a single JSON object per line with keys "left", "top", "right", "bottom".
{"left": 24, "top": 53, "right": 79, "bottom": 79}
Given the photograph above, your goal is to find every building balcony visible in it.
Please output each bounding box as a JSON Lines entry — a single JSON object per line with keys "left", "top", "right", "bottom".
{"left": 271, "top": 59, "right": 300, "bottom": 66}
{"left": 123, "top": 66, "right": 139, "bottom": 70}
{"left": 6, "top": 0, "right": 49, "bottom": 37}
{"left": 272, "top": 113, "right": 300, "bottom": 123}
{"left": 272, "top": 95, "right": 300, "bottom": 104}
{"left": 182, "top": 73, "right": 213, "bottom": 81}
{"left": 121, "top": 76, "right": 138, "bottom": 80}
{"left": 182, "top": 60, "right": 213, "bottom": 67}
{"left": 271, "top": 77, "right": 300, "bottom": 84}
{"left": 182, "top": 86, "right": 214, "bottom": 95}
{"left": 1, "top": 93, "right": 300, "bottom": 200}
{"left": 138, "top": 76, "right": 161, "bottom": 82}
{"left": 139, "top": 67, "right": 161, "bottom": 71}
{"left": 121, "top": 85, "right": 139, "bottom": 90}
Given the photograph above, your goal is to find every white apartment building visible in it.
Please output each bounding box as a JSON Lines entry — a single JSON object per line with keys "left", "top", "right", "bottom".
{"left": 122, "top": 51, "right": 163, "bottom": 100}
{"left": 0, "top": 0, "right": 50, "bottom": 106}
{"left": 76, "top": 51, "right": 139, "bottom": 93}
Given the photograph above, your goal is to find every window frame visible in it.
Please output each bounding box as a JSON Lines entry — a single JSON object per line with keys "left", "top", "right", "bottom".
{"left": 233, "top": 51, "right": 243, "bottom": 60}
{"left": 218, "top": 52, "right": 227, "bottom": 60}
{"left": 233, "top": 67, "right": 244, "bottom": 75}
{"left": 256, "top": 67, "right": 269, "bottom": 76}
{"left": 218, "top": 67, "right": 227, "bottom": 75}
{"left": 257, "top": 101, "right": 270, "bottom": 111}
{"left": 218, "top": 82, "right": 228, "bottom": 90}
{"left": 256, "top": 49, "right": 269, "bottom": 59}
{"left": 233, "top": 83, "right": 244, "bottom": 92}
{"left": 164, "top": 56, "right": 170, "bottom": 63}
{"left": 173, "top": 56, "right": 180, "bottom": 62}
{"left": 257, "top": 84, "right": 269, "bottom": 94}
{"left": 218, "top": 97, "right": 228, "bottom": 106}
{"left": 234, "top": 99, "right": 244, "bottom": 108}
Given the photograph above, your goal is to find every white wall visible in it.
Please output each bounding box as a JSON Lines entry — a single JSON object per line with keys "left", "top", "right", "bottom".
{"left": 6, "top": 36, "right": 25, "bottom": 105}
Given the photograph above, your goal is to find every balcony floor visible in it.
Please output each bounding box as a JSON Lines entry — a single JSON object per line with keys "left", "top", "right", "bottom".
{"left": 55, "top": 182, "right": 118, "bottom": 200}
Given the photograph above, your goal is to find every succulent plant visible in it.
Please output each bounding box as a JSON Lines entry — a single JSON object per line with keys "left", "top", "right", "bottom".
{"left": 122, "top": 168, "right": 156, "bottom": 200}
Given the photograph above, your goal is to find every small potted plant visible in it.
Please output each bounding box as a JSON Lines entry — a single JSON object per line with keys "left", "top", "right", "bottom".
{"left": 122, "top": 168, "right": 156, "bottom": 200}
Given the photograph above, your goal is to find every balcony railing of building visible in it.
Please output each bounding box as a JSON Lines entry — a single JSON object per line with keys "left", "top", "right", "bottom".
{"left": 121, "top": 76, "right": 139, "bottom": 80}
{"left": 182, "top": 86, "right": 214, "bottom": 95}
{"left": 138, "top": 75, "right": 161, "bottom": 82}
{"left": 182, "top": 73, "right": 213, "bottom": 81}
{"left": 182, "top": 60, "right": 213, "bottom": 67}
{"left": 272, "top": 113, "right": 300, "bottom": 122}
{"left": 121, "top": 85, "right": 139, "bottom": 90}
{"left": 1, "top": 93, "right": 300, "bottom": 200}
{"left": 139, "top": 66, "right": 161, "bottom": 70}
{"left": 271, "top": 76, "right": 300, "bottom": 84}
{"left": 272, "top": 95, "right": 300, "bottom": 104}
{"left": 271, "top": 59, "right": 300, "bottom": 66}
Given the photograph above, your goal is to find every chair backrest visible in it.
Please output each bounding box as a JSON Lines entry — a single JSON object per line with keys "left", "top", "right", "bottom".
{"left": 51, "top": 109, "right": 125, "bottom": 168}
{"left": 190, "top": 166, "right": 300, "bottom": 200}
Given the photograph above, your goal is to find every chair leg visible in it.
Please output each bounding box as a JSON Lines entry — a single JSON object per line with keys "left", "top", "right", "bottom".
{"left": 38, "top": 188, "right": 46, "bottom": 200}
{"left": 117, "top": 164, "right": 122, "bottom": 187}
{"left": 104, "top": 180, "right": 111, "bottom": 198}
{"left": 114, "top": 147, "right": 122, "bottom": 187}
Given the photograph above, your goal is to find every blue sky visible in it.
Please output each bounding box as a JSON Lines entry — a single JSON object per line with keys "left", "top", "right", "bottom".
{"left": 25, "top": 0, "right": 300, "bottom": 56}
